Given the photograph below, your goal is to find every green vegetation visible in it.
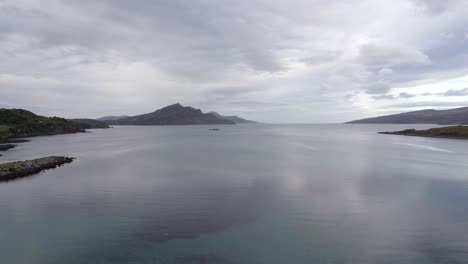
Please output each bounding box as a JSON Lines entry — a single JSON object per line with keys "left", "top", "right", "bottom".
{"left": 380, "top": 126, "right": 468, "bottom": 139}
{"left": 0, "top": 109, "right": 108, "bottom": 139}
{"left": 69, "top": 119, "right": 110, "bottom": 129}
{"left": 0, "top": 108, "right": 83, "bottom": 138}
{"left": 0, "top": 125, "right": 10, "bottom": 139}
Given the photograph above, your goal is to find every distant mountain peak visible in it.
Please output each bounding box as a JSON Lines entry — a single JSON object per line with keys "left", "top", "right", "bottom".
{"left": 164, "top": 103, "right": 183, "bottom": 108}
{"left": 101, "top": 104, "right": 258, "bottom": 125}
{"left": 104, "top": 103, "right": 235, "bottom": 125}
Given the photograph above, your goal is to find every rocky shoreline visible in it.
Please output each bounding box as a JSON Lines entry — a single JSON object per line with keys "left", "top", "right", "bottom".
{"left": 379, "top": 126, "right": 468, "bottom": 140}
{"left": 0, "top": 156, "right": 75, "bottom": 182}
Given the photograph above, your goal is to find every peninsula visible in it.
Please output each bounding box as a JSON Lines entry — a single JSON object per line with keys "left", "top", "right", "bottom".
{"left": 0, "top": 108, "right": 109, "bottom": 153}
{"left": 379, "top": 126, "right": 468, "bottom": 140}
{"left": 0, "top": 156, "right": 75, "bottom": 182}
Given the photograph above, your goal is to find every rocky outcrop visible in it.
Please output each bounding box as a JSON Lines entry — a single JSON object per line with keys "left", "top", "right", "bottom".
{"left": 0, "top": 156, "right": 75, "bottom": 182}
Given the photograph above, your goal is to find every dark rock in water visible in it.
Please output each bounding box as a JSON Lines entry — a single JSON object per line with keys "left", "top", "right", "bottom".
{"left": 172, "top": 254, "right": 232, "bottom": 264}
{"left": 0, "top": 156, "right": 75, "bottom": 182}
{"left": 0, "top": 144, "right": 15, "bottom": 151}
{"left": 208, "top": 128, "right": 220, "bottom": 131}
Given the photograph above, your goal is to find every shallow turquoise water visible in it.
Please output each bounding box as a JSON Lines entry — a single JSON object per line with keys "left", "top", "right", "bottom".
{"left": 1, "top": 124, "right": 468, "bottom": 263}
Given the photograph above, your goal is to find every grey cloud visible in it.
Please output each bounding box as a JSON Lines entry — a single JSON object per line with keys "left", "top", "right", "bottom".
{"left": 399, "top": 92, "right": 417, "bottom": 98}
{"left": 363, "top": 83, "right": 390, "bottom": 95}
{"left": 0, "top": 0, "right": 468, "bottom": 122}
{"left": 411, "top": 0, "right": 461, "bottom": 14}
{"left": 373, "top": 94, "right": 395, "bottom": 100}
{"left": 358, "top": 43, "right": 430, "bottom": 69}
{"left": 373, "top": 92, "right": 416, "bottom": 100}
{"left": 300, "top": 51, "right": 338, "bottom": 65}
{"left": 418, "top": 88, "right": 468, "bottom": 97}
{"left": 443, "top": 88, "right": 468, "bottom": 96}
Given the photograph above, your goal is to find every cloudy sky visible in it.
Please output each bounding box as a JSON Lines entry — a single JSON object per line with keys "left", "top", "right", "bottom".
{"left": 1, "top": 0, "right": 468, "bottom": 122}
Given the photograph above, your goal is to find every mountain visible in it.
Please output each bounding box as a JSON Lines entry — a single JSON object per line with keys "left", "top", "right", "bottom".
{"left": 0, "top": 109, "right": 108, "bottom": 139}
{"left": 105, "top": 103, "right": 235, "bottom": 125}
{"left": 208, "top": 112, "right": 257, "bottom": 124}
{"left": 347, "top": 107, "right": 468, "bottom": 125}
{"left": 97, "top": 115, "right": 129, "bottom": 121}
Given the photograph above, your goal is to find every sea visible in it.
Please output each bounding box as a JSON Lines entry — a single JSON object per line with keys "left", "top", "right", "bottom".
{"left": 1, "top": 124, "right": 468, "bottom": 264}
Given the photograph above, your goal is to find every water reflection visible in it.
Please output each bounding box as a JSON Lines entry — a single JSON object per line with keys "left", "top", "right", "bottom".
{"left": 0, "top": 125, "right": 468, "bottom": 263}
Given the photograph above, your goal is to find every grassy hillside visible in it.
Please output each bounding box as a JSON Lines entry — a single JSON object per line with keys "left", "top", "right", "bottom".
{"left": 380, "top": 126, "right": 468, "bottom": 139}
{"left": 0, "top": 125, "right": 10, "bottom": 139}
{"left": 0, "top": 109, "right": 107, "bottom": 139}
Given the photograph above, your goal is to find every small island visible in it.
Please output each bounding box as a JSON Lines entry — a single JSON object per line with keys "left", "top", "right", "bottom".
{"left": 0, "top": 156, "right": 75, "bottom": 182}
{"left": 380, "top": 126, "right": 468, "bottom": 139}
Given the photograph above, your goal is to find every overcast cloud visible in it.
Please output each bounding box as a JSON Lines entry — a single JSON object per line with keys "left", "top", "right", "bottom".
{"left": 1, "top": 0, "right": 468, "bottom": 122}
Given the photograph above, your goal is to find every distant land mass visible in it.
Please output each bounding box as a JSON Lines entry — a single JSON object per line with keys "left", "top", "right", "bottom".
{"left": 208, "top": 112, "right": 257, "bottom": 124}
{"left": 104, "top": 103, "right": 236, "bottom": 125}
{"left": 97, "top": 115, "right": 130, "bottom": 121}
{"left": 347, "top": 107, "right": 468, "bottom": 124}
{"left": 70, "top": 119, "right": 111, "bottom": 129}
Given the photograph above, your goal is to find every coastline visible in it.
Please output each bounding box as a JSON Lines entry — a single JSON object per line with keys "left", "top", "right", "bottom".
{"left": 379, "top": 132, "right": 468, "bottom": 140}
{"left": 379, "top": 126, "right": 468, "bottom": 140}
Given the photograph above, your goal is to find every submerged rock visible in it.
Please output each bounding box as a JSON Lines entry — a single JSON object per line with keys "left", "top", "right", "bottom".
{"left": 0, "top": 156, "right": 75, "bottom": 182}
{"left": 0, "top": 144, "right": 15, "bottom": 151}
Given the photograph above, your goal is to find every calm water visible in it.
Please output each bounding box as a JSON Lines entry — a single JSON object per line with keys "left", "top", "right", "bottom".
{"left": 1, "top": 124, "right": 468, "bottom": 264}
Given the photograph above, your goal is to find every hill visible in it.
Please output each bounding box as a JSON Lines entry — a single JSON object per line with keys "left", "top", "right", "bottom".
{"left": 0, "top": 109, "right": 108, "bottom": 139}
{"left": 207, "top": 112, "right": 257, "bottom": 124}
{"left": 347, "top": 107, "right": 468, "bottom": 124}
{"left": 105, "top": 103, "right": 235, "bottom": 125}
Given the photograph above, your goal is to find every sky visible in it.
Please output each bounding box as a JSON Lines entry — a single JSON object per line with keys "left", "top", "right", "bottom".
{"left": 0, "top": 0, "right": 468, "bottom": 123}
